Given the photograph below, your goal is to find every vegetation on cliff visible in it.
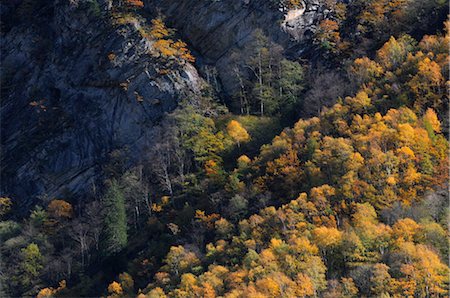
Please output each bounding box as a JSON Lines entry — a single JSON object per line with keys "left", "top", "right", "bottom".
{"left": 0, "top": 0, "right": 448, "bottom": 297}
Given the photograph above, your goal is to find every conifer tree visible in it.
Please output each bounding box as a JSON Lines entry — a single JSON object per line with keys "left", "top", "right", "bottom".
{"left": 101, "top": 180, "right": 127, "bottom": 256}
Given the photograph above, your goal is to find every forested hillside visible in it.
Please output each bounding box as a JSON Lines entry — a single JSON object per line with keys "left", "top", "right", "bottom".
{"left": 0, "top": 0, "right": 448, "bottom": 297}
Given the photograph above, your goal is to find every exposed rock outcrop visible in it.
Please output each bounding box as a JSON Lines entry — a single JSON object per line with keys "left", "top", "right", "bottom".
{"left": 1, "top": 0, "right": 203, "bottom": 211}
{"left": 146, "top": 0, "right": 328, "bottom": 96}
{"left": 1, "top": 0, "right": 327, "bottom": 212}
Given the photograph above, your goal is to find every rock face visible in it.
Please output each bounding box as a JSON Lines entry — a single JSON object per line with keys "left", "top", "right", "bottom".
{"left": 147, "top": 0, "right": 328, "bottom": 96}
{"left": 1, "top": 0, "right": 325, "bottom": 212}
{"left": 282, "top": 0, "right": 325, "bottom": 40}
{"left": 1, "top": 0, "right": 203, "bottom": 211}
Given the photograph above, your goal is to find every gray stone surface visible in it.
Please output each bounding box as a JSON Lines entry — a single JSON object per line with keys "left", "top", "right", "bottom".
{"left": 1, "top": 0, "right": 203, "bottom": 210}
{"left": 1, "top": 0, "right": 325, "bottom": 211}
{"left": 146, "top": 0, "right": 327, "bottom": 96}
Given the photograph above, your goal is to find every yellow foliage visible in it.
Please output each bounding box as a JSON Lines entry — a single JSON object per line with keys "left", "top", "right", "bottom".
{"left": 202, "top": 282, "right": 216, "bottom": 298}
{"left": 397, "top": 146, "right": 415, "bottom": 158}
{"left": 150, "top": 18, "right": 170, "bottom": 39}
{"left": 376, "top": 36, "right": 407, "bottom": 69}
{"left": 237, "top": 155, "right": 251, "bottom": 167}
{"left": 256, "top": 277, "right": 281, "bottom": 297}
{"left": 151, "top": 203, "right": 162, "bottom": 212}
{"left": 108, "top": 281, "right": 123, "bottom": 295}
{"left": 227, "top": 120, "right": 250, "bottom": 145}
{"left": 153, "top": 39, "right": 178, "bottom": 57}
{"left": 312, "top": 226, "right": 343, "bottom": 249}
{"left": 269, "top": 238, "right": 284, "bottom": 249}
{"left": 149, "top": 18, "right": 195, "bottom": 63}
{"left": 402, "top": 166, "right": 421, "bottom": 185}
{"left": 295, "top": 273, "right": 315, "bottom": 297}
{"left": 119, "top": 272, "right": 134, "bottom": 292}
{"left": 284, "top": 0, "right": 303, "bottom": 9}
{"left": 417, "top": 58, "right": 443, "bottom": 85}
{"left": 38, "top": 280, "right": 66, "bottom": 298}
{"left": 345, "top": 90, "right": 371, "bottom": 112}
{"left": 180, "top": 273, "right": 198, "bottom": 289}
{"left": 386, "top": 176, "right": 396, "bottom": 185}
{"left": 161, "top": 196, "right": 170, "bottom": 205}
{"left": 37, "top": 288, "right": 55, "bottom": 298}
{"left": 398, "top": 243, "right": 449, "bottom": 296}
{"left": 351, "top": 57, "right": 383, "bottom": 84}
{"left": 205, "top": 159, "right": 220, "bottom": 176}
{"left": 392, "top": 218, "right": 419, "bottom": 242}
{"left": 423, "top": 108, "right": 441, "bottom": 133}
{"left": 0, "top": 197, "right": 12, "bottom": 217}
{"left": 146, "top": 287, "right": 167, "bottom": 298}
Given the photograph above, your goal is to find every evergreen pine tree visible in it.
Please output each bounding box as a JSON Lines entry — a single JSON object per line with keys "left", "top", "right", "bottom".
{"left": 101, "top": 180, "right": 127, "bottom": 256}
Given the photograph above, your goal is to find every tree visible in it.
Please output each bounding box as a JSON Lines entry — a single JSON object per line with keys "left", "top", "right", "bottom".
{"left": 119, "top": 272, "right": 134, "bottom": 294}
{"left": 125, "top": 0, "right": 144, "bottom": 8}
{"left": 314, "top": 19, "right": 347, "bottom": 55}
{"left": 174, "top": 106, "right": 228, "bottom": 164}
{"left": 107, "top": 281, "right": 123, "bottom": 297}
{"left": 101, "top": 180, "right": 127, "bottom": 256}
{"left": 149, "top": 18, "right": 195, "bottom": 63}
{"left": 227, "top": 195, "right": 248, "bottom": 221}
{"left": 150, "top": 141, "right": 174, "bottom": 195}
{"left": 163, "top": 246, "right": 201, "bottom": 278}
{"left": 237, "top": 155, "right": 251, "bottom": 168}
{"left": 417, "top": 220, "right": 447, "bottom": 260}
{"left": 20, "top": 243, "right": 44, "bottom": 289}
{"left": 37, "top": 280, "right": 66, "bottom": 298}
{"left": 345, "top": 91, "right": 372, "bottom": 114}
{"left": 215, "top": 218, "right": 234, "bottom": 239}
{"left": 146, "top": 287, "right": 167, "bottom": 298}
{"left": 47, "top": 199, "right": 73, "bottom": 219}
{"left": 422, "top": 108, "right": 441, "bottom": 133}
{"left": 294, "top": 273, "right": 315, "bottom": 297}
{"left": 350, "top": 57, "right": 383, "bottom": 86}
{"left": 69, "top": 220, "right": 91, "bottom": 268}
{"left": 278, "top": 59, "right": 305, "bottom": 116}
{"left": 397, "top": 243, "right": 448, "bottom": 297}
{"left": 408, "top": 58, "right": 444, "bottom": 111}
{"left": 376, "top": 35, "right": 415, "bottom": 70}
{"left": 0, "top": 197, "right": 12, "bottom": 218}
{"left": 227, "top": 120, "right": 250, "bottom": 147}
{"left": 312, "top": 226, "right": 342, "bottom": 251}
{"left": 370, "top": 263, "right": 393, "bottom": 296}
{"left": 392, "top": 218, "right": 419, "bottom": 243}
{"left": 256, "top": 276, "right": 281, "bottom": 297}
{"left": 238, "top": 29, "right": 285, "bottom": 116}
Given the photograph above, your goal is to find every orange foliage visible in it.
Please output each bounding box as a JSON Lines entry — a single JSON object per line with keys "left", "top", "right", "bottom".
{"left": 47, "top": 200, "right": 73, "bottom": 219}
{"left": 149, "top": 18, "right": 195, "bottom": 63}
{"left": 125, "top": 0, "right": 144, "bottom": 8}
{"left": 107, "top": 281, "right": 123, "bottom": 295}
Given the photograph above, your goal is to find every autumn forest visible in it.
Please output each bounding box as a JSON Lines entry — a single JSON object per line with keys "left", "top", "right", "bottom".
{"left": 0, "top": 0, "right": 449, "bottom": 297}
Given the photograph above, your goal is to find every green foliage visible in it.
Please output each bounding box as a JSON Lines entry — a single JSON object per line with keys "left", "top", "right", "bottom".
{"left": 101, "top": 180, "right": 127, "bottom": 256}
{"left": 30, "top": 206, "right": 48, "bottom": 228}
{"left": 0, "top": 220, "right": 21, "bottom": 241}
{"left": 19, "top": 243, "right": 44, "bottom": 288}
{"left": 278, "top": 59, "right": 305, "bottom": 115}
{"left": 227, "top": 194, "right": 248, "bottom": 220}
{"left": 87, "top": 0, "right": 101, "bottom": 17}
{"left": 232, "top": 30, "right": 305, "bottom": 117}
{"left": 4, "top": 3, "right": 449, "bottom": 298}
{"left": 173, "top": 105, "right": 231, "bottom": 164}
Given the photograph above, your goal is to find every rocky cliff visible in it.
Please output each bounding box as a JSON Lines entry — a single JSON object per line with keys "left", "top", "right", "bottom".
{"left": 1, "top": 0, "right": 205, "bottom": 211}
{"left": 147, "top": 0, "right": 328, "bottom": 96}
{"left": 1, "top": 0, "right": 325, "bottom": 212}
